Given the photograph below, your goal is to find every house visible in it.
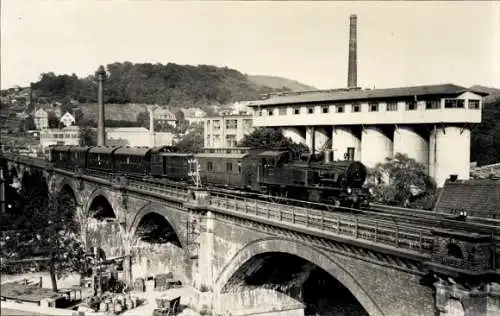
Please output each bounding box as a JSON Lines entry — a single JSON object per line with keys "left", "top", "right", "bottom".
{"left": 34, "top": 108, "right": 48, "bottom": 130}
{"left": 154, "top": 108, "right": 177, "bottom": 128}
{"left": 182, "top": 107, "right": 207, "bottom": 124}
{"left": 60, "top": 112, "right": 76, "bottom": 127}
{"left": 39, "top": 125, "right": 81, "bottom": 150}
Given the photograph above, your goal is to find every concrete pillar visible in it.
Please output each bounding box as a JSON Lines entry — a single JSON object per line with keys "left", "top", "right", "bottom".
{"left": 361, "top": 126, "right": 393, "bottom": 168}
{"left": 332, "top": 126, "right": 361, "bottom": 161}
{"left": 393, "top": 126, "right": 429, "bottom": 170}
{"left": 282, "top": 127, "right": 306, "bottom": 145}
{"left": 429, "top": 125, "right": 471, "bottom": 187}
{"left": 306, "top": 127, "right": 315, "bottom": 153}
{"left": 196, "top": 211, "right": 215, "bottom": 291}
{"left": 314, "top": 127, "right": 330, "bottom": 153}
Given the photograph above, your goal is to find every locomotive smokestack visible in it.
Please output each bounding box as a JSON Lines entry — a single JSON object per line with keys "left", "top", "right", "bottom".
{"left": 96, "top": 66, "right": 106, "bottom": 146}
{"left": 347, "top": 14, "right": 358, "bottom": 89}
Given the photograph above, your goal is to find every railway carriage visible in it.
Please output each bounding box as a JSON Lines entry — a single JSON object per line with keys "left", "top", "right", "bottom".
{"left": 50, "top": 145, "right": 73, "bottom": 169}
{"left": 68, "top": 146, "right": 91, "bottom": 170}
{"left": 196, "top": 148, "right": 253, "bottom": 189}
{"left": 114, "top": 147, "right": 152, "bottom": 176}
{"left": 87, "top": 147, "right": 121, "bottom": 172}
{"left": 154, "top": 152, "right": 194, "bottom": 181}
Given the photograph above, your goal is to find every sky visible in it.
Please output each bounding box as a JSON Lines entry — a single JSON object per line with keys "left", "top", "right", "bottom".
{"left": 1, "top": 1, "right": 499, "bottom": 90}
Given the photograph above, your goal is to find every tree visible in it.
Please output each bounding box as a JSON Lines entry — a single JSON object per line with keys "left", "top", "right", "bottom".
{"left": 48, "top": 111, "right": 60, "bottom": 129}
{"left": 1, "top": 172, "right": 85, "bottom": 291}
{"left": 175, "top": 124, "right": 204, "bottom": 152}
{"left": 238, "top": 127, "right": 309, "bottom": 159}
{"left": 19, "top": 115, "right": 36, "bottom": 132}
{"left": 80, "top": 125, "right": 97, "bottom": 146}
{"left": 365, "top": 153, "right": 437, "bottom": 208}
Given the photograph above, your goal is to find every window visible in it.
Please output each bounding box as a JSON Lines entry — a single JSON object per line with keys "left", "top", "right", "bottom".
{"left": 226, "top": 135, "right": 237, "bottom": 147}
{"left": 426, "top": 100, "right": 440, "bottom": 109}
{"left": 386, "top": 102, "right": 398, "bottom": 111}
{"left": 322, "top": 106, "right": 329, "bottom": 114}
{"left": 308, "top": 107, "right": 314, "bottom": 114}
{"left": 268, "top": 109, "right": 273, "bottom": 116}
{"left": 279, "top": 107, "right": 287, "bottom": 115}
{"left": 126, "top": 157, "right": 130, "bottom": 164}
{"left": 237, "top": 162, "right": 242, "bottom": 174}
{"left": 352, "top": 104, "right": 361, "bottom": 112}
{"left": 406, "top": 101, "right": 417, "bottom": 111}
{"left": 369, "top": 103, "right": 379, "bottom": 112}
{"left": 444, "top": 99, "right": 465, "bottom": 108}
{"left": 243, "top": 119, "right": 253, "bottom": 129}
{"left": 226, "top": 162, "right": 233, "bottom": 172}
{"left": 207, "top": 161, "right": 213, "bottom": 171}
{"left": 207, "top": 120, "right": 211, "bottom": 129}
{"left": 213, "top": 120, "right": 221, "bottom": 130}
{"left": 468, "top": 100, "right": 480, "bottom": 109}
{"left": 226, "top": 119, "right": 237, "bottom": 129}
{"left": 294, "top": 108, "right": 300, "bottom": 115}
{"left": 336, "top": 105, "right": 344, "bottom": 113}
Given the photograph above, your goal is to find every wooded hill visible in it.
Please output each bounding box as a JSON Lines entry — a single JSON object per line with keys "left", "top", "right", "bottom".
{"left": 30, "top": 62, "right": 315, "bottom": 107}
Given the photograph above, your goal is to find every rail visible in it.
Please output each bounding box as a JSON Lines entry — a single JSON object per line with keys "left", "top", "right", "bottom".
{"left": 208, "top": 192, "right": 434, "bottom": 254}
{"left": 127, "top": 178, "right": 188, "bottom": 199}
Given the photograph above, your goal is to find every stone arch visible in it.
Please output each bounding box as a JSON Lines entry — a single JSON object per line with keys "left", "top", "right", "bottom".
{"left": 442, "top": 299, "right": 465, "bottom": 316}
{"left": 128, "top": 202, "right": 187, "bottom": 250}
{"left": 55, "top": 178, "right": 81, "bottom": 205}
{"left": 85, "top": 188, "right": 121, "bottom": 219}
{"left": 214, "top": 237, "right": 385, "bottom": 316}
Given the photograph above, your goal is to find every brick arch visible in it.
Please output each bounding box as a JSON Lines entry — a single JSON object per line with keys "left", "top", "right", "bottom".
{"left": 128, "top": 202, "right": 187, "bottom": 250}
{"left": 214, "top": 237, "right": 385, "bottom": 316}
{"left": 85, "top": 188, "right": 122, "bottom": 219}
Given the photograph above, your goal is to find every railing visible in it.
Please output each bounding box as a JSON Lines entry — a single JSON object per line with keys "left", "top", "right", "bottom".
{"left": 208, "top": 192, "right": 434, "bottom": 254}
{"left": 127, "top": 178, "right": 188, "bottom": 200}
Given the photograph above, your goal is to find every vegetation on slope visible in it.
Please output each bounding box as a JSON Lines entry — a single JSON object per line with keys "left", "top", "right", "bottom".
{"left": 31, "top": 62, "right": 302, "bottom": 107}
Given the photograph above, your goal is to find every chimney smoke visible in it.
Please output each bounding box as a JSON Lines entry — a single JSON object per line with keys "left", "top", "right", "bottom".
{"left": 347, "top": 14, "right": 358, "bottom": 89}
{"left": 96, "top": 66, "right": 106, "bottom": 146}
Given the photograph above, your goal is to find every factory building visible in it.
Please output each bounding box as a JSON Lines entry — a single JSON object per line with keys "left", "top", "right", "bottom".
{"left": 247, "top": 84, "right": 488, "bottom": 187}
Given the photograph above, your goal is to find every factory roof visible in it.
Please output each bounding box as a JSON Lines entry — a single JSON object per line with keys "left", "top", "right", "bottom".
{"left": 433, "top": 178, "right": 500, "bottom": 218}
{"left": 248, "top": 84, "right": 489, "bottom": 107}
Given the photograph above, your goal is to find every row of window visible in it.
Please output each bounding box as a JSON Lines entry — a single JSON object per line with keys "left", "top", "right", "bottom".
{"left": 206, "top": 119, "right": 253, "bottom": 130}
{"left": 258, "top": 99, "right": 481, "bottom": 116}
{"left": 206, "top": 134, "right": 237, "bottom": 147}
{"left": 42, "top": 133, "right": 79, "bottom": 139}
{"left": 206, "top": 161, "right": 242, "bottom": 174}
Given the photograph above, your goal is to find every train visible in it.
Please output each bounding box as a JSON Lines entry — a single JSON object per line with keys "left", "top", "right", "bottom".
{"left": 47, "top": 145, "right": 371, "bottom": 208}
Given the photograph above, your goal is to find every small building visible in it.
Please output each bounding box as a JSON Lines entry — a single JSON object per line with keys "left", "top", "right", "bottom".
{"left": 60, "top": 112, "right": 76, "bottom": 127}
{"left": 105, "top": 127, "right": 174, "bottom": 147}
{"left": 204, "top": 114, "right": 254, "bottom": 148}
{"left": 34, "top": 108, "right": 48, "bottom": 130}
{"left": 39, "top": 125, "right": 81, "bottom": 149}
{"left": 154, "top": 108, "right": 177, "bottom": 128}
{"left": 182, "top": 107, "right": 207, "bottom": 124}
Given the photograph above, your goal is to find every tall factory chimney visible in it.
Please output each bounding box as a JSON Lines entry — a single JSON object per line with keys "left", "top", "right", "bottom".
{"left": 347, "top": 14, "right": 358, "bottom": 89}
{"left": 96, "top": 66, "right": 106, "bottom": 146}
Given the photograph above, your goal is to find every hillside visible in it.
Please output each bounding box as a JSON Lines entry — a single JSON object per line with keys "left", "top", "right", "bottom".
{"left": 247, "top": 75, "right": 317, "bottom": 92}
{"left": 470, "top": 85, "right": 500, "bottom": 102}
{"left": 29, "top": 63, "right": 313, "bottom": 108}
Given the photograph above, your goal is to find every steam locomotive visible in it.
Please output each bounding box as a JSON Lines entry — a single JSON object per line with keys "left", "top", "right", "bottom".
{"left": 48, "top": 145, "right": 371, "bottom": 208}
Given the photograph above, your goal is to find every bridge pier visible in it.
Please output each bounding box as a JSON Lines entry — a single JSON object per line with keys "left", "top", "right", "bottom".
{"left": 434, "top": 279, "right": 500, "bottom": 316}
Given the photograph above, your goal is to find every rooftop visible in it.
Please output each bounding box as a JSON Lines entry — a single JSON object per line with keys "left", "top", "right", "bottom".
{"left": 249, "top": 84, "right": 489, "bottom": 107}
{"left": 433, "top": 179, "right": 500, "bottom": 218}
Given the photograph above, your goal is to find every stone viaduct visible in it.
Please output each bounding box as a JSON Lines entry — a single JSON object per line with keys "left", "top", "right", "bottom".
{"left": 2, "top": 153, "right": 500, "bottom": 316}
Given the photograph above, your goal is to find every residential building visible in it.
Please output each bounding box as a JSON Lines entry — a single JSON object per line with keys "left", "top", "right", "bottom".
{"left": 154, "top": 108, "right": 177, "bottom": 128}
{"left": 182, "top": 107, "right": 207, "bottom": 124}
{"left": 204, "top": 114, "right": 254, "bottom": 148}
{"left": 34, "top": 108, "right": 48, "bottom": 130}
{"left": 60, "top": 112, "right": 76, "bottom": 127}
